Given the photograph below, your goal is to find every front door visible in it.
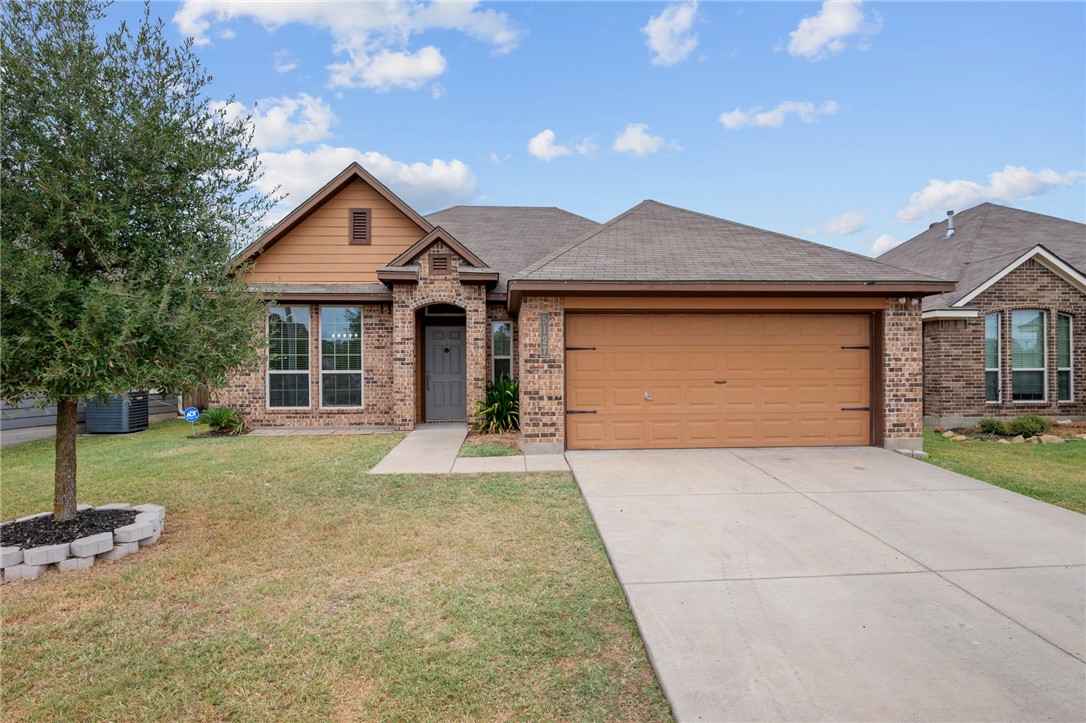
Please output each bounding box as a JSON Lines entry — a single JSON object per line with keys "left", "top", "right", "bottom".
{"left": 425, "top": 326, "right": 467, "bottom": 421}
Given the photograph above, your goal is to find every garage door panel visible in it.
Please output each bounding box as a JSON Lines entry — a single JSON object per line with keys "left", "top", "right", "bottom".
{"left": 566, "top": 314, "right": 871, "bottom": 449}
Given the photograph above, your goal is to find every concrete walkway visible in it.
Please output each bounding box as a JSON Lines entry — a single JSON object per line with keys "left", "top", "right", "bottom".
{"left": 370, "top": 423, "right": 569, "bottom": 474}
{"left": 569, "top": 446, "right": 1086, "bottom": 722}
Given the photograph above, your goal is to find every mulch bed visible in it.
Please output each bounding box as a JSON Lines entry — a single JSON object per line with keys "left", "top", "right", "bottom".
{"left": 1, "top": 509, "right": 138, "bottom": 549}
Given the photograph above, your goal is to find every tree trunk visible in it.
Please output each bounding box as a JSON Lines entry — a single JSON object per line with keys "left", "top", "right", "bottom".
{"left": 53, "top": 396, "right": 79, "bottom": 521}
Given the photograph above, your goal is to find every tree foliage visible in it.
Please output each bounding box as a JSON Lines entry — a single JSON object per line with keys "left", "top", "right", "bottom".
{"left": 1, "top": 0, "right": 272, "bottom": 519}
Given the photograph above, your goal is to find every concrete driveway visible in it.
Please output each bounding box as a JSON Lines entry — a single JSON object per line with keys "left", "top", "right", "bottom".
{"left": 568, "top": 447, "right": 1086, "bottom": 722}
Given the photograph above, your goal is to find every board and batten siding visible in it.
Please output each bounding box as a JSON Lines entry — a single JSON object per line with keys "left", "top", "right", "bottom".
{"left": 243, "top": 178, "right": 428, "bottom": 284}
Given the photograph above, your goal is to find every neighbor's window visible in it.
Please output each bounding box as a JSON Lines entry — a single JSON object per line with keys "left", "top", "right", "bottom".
{"left": 985, "top": 313, "right": 1000, "bottom": 403}
{"left": 1011, "top": 310, "right": 1046, "bottom": 401}
{"left": 320, "top": 306, "right": 363, "bottom": 408}
{"left": 492, "top": 321, "right": 512, "bottom": 381}
{"left": 1057, "top": 313, "right": 1073, "bottom": 401}
{"left": 268, "top": 306, "right": 310, "bottom": 408}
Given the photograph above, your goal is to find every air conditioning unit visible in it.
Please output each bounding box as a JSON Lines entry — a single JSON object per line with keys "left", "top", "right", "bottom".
{"left": 85, "top": 392, "right": 150, "bottom": 434}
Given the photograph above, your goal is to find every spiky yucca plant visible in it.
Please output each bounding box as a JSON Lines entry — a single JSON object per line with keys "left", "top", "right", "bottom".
{"left": 474, "top": 375, "right": 520, "bottom": 433}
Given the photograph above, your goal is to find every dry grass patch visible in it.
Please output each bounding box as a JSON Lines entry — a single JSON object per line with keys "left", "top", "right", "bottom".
{"left": 1, "top": 421, "right": 669, "bottom": 722}
{"left": 459, "top": 431, "right": 522, "bottom": 457}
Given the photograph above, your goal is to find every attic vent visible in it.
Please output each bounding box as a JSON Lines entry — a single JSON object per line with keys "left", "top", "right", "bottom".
{"left": 431, "top": 253, "right": 451, "bottom": 276}
{"left": 348, "top": 209, "right": 371, "bottom": 245}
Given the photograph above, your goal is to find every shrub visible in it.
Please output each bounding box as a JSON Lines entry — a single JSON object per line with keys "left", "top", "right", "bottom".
{"left": 1008, "top": 414, "right": 1050, "bottom": 438}
{"left": 202, "top": 406, "right": 246, "bottom": 435}
{"left": 977, "top": 418, "right": 1009, "bottom": 435}
{"left": 474, "top": 375, "right": 519, "bottom": 434}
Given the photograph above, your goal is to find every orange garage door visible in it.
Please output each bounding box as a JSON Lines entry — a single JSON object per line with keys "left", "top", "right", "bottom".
{"left": 565, "top": 314, "right": 872, "bottom": 450}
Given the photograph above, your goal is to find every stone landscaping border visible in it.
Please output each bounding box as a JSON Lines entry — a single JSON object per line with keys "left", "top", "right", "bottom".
{"left": 1, "top": 503, "right": 165, "bottom": 582}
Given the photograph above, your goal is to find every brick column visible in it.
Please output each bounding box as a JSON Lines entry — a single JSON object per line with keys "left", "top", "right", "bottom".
{"left": 518, "top": 296, "right": 565, "bottom": 454}
{"left": 883, "top": 297, "right": 924, "bottom": 452}
{"left": 392, "top": 285, "right": 416, "bottom": 431}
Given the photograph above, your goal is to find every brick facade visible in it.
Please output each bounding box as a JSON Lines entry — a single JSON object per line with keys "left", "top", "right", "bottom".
{"left": 882, "top": 298, "right": 924, "bottom": 450}
{"left": 218, "top": 303, "right": 395, "bottom": 427}
{"left": 923, "top": 259, "right": 1086, "bottom": 426}
{"left": 517, "top": 296, "right": 565, "bottom": 454}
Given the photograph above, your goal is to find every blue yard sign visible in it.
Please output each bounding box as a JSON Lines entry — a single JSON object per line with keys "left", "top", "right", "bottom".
{"left": 184, "top": 406, "right": 200, "bottom": 437}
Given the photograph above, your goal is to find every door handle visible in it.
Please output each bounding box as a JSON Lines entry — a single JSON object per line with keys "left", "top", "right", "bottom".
{"left": 644, "top": 391, "right": 653, "bottom": 401}
{"left": 426, "top": 368, "right": 430, "bottom": 391}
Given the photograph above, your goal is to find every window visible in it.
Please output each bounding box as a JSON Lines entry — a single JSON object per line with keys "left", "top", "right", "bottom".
{"left": 268, "top": 306, "right": 310, "bottom": 408}
{"left": 984, "top": 313, "right": 1000, "bottom": 402}
{"left": 348, "top": 209, "right": 370, "bottom": 245}
{"left": 321, "top": 306, "right": 363, "bottom": 407}
{"left": 492, "top": 321, "right": 511, "bottom": 381}
{"left": 1011, "top": 310, "right": 1046, "bottom": 401}
{"left": 1058, "top": 314, "right": 1073, "bottom": 401}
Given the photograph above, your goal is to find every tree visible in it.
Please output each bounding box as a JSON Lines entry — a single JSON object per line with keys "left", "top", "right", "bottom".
{"left": 1, "top": 0, "right": 273, "bottom": 521}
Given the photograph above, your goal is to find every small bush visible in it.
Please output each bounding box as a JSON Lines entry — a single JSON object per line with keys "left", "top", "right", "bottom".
{"left": 977, "top": 418, "right": 1008, "bottom": 435}
{"left": 474, "top": 375, "right": 519, "bottom": 434}
{"left": 1008, "top": 414, "right": 1050, "bottom": 438}
{"left": 202, "top": 406, "right": 246, "bottom": 435}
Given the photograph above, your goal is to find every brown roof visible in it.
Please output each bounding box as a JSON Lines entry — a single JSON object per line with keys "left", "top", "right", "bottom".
{"left": 514, "top": 200, "right": 950, "bottom": 284}
{"left": 878, "top": 203, "right": 1086, "bottom": 310}
{"left": 425, "top": 206, "right": 600, "bottom": 292}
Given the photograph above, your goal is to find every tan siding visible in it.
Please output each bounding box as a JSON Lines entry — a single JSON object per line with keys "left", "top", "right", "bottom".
{"left": 243, "top": 179, "right": 427, "bottom": 283}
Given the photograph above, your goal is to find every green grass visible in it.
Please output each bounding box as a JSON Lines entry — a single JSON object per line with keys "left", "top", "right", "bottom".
{"left": 458, "top": 441, "right": 521, "bottom": 457}
{"left": 1, "top": 421, "right": 669, "bottom": 722}
{"left": 923, "top": 429, "right": 1086, "bottom": 514}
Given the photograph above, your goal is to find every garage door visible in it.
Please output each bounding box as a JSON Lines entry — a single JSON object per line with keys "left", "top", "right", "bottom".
{"left": 566, "top": 314, "right": 871, "bottom": 450}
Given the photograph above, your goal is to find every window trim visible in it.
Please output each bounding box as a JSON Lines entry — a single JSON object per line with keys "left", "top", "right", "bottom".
{"left": 491, "top": 320, "right": 512, "bottom": 382}
{"left": 319, "top": 305, "right": 365, "bottom": 409}
{"left": 984, "top": 312, "right": 1001, "bottom": 404}
{"left": 348, "top": 208, "right": 371, "bottom": 245}
{"left": 266, "top": 305, "right": 311, "bottom": 410}
{"left": 1057, "top": 313, "right": 1073, "bottom": 402}
{"left": 1010, "top": 309, "right": 1047, "bottom": 403}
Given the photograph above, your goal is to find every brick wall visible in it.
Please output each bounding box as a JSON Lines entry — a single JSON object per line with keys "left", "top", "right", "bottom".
{"left": 517, "top": 296, "right": 565, "bottom": 453}
{"left": 390, "top": 243, "right": 488, "bottom": 430}
{"left": 218, "top": 303, "right": 394, "bottom": 426}
{"left": 883, "top": 298, "right": 924, "bottom": 449}
{"left": 924, "top": 259, "right": 1086, "bottom": 423}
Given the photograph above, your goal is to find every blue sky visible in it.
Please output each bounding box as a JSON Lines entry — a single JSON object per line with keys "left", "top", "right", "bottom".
{"left": 114, "top": 1, "right": 1084, "bottom": 256}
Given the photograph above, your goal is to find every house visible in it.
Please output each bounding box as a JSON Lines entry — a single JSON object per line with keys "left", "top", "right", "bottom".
{"left": 878, "top": 203, "right": 1085, "bottom": 427}
{"left": 221, "top": 162, "right": 954, "bottom": 454}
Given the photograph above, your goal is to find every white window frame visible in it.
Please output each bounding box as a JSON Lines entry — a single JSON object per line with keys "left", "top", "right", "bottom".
{"left": 491, "top": 321, "right": 512, "bottom": 382}
{"left": 266, "top": 305, "right": 311, "bottom": 410}
{"left": 984, "top": 312, "right": 1001, "bottom": 404}
{"left": 1057, "top": 313, "right": 1073, "bottom": 402}
{"left": 1011, "top": 309, "right": 1047, "bottom": 403}
{"left": 319, "top": 306, "right": 365, "bottom": 409}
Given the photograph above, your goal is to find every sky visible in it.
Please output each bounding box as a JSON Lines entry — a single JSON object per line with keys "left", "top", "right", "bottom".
{"left": 110, "top": 1, "right": 1084, "bottom": 256}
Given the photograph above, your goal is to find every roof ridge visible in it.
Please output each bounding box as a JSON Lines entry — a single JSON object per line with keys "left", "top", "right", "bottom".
{"left": 641, "top": 200, "right": 952, "bottom": 282}
{"left": 513, "top": 200, "right": 655, "bottom": 279}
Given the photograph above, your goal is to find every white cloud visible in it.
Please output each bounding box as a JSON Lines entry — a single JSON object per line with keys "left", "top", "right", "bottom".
{"left": 574, "top": 136, "right": 600, "bottom": 157}
{"left": 870, "top": 233, "right": 900, "bottom": 255}
{"left": 329, "top": 46, "right": 447, "bottom": 91}
{"left": 642, "top": 1, "right": 700, "bottom": 67}
{"left": 173, "top": 1, "right": 519, "bottom": 90}
{"left": 431, "top": 83, "right": 446, "bottom": 99}
{"left": 273, "top": 49, "right": 297, "bottom": 73}
{"left": 214, "top": 94, "right": 337, "bottom": 151}
{"left": 787, "top": 0, "right": 881, "bottom": 61}
{"left": 719, "top": 100, "right": 839, "bottom": 129}
{"left": 809, "top": 210, "right": 868, "bottom": 235}
{"left": 256, "top": 145, "right": 477, "bottom": 219}
{"left": 612, "top": 123, "right": 666, "bottom": 156}
{"left": 527, "top": 129, "right": 572, "bottom": 161}
{"left": 895, "top": 165, "right": 1085, "bottom": 223}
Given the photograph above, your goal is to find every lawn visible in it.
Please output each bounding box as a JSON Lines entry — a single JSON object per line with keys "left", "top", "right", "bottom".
{"left": 1, "top": 421, "right": 669, "bottom": 722}
{"left": 458, "top": 431, "right": 521, "bottom": 458}
{"left": 923, "top": 429, "right": 1086, "bottom": 514}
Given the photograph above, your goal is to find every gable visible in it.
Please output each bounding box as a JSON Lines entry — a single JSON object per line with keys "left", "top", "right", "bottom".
{"left": 966, "top": 255, "right": 1086, "bottom": 309}
{"left": 243, "top": 177, "right": 430, "bottom": 284}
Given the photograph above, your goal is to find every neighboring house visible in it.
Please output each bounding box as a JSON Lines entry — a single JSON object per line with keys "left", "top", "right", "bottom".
{"left": 878, "top": 203, "right": 1085, "bottom": 427}
{"left": 222, "top": 163, "right": 954, "bottom": 453}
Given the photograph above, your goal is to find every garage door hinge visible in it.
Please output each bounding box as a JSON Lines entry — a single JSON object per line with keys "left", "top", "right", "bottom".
{"left": 565, "top": 346, "right": 597, "bottom": 351}
{"left": 566, "top": 410, "right": 597, "bottom": 414}
{"left": 840, "top": 345, "right": 871, "bottom": 350}
{"left": 840, "top": 407, "right": 871, "bottom": 412}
